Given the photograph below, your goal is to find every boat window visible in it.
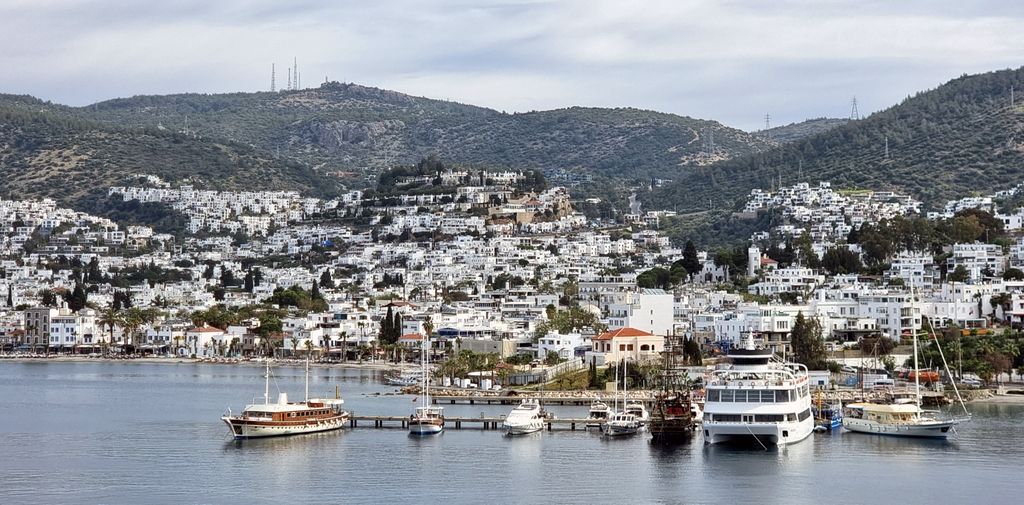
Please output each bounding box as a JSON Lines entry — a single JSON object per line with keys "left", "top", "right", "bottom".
{"left": 798, "top": 409, "right": 811, "bottom": 421}
{"left": 707, "top": 390, "right": 720, "bottom": 402}
{"left": 755, "top": 414, "right": 784, "bottom": 422}
{"left": 712, "top": 414, "right": 741, "bottom": 422}
{"left": 720, "top": 390, "right": 735, "bottom": 402}
{"left": 759, "top": 390, "right": 776, "bottom": 402}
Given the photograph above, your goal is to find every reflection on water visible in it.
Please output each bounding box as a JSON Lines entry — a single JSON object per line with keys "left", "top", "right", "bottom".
{"left": 0, "top": 361, "right": 1022, "bottom": 505}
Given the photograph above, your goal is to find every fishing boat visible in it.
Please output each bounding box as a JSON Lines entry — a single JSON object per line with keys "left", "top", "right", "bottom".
{"left": 702, "top": 332, "right": 814, "bottom": 447}
{"left": 649, "top": 334, "right": 696, "bottom": 442}
{"left": 812, "top": 390, "right": 842, "bottom": 432}
{"left": 586, "top": 400, "right": 612, "bottom": 428}
{"left": 222, "top": 359, "right": 348, "bottom": 439}
{"left": 842, "top": 288, "right": 970, "bottom": 439}
{"left": 502, "top": 398, "right": 546, "bottom": 435}
{"left": 409, "top": 336, "right": 444, "bottom": 435}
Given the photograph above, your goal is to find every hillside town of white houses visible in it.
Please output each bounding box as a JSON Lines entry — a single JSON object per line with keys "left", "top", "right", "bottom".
{"left": 5, "top": 172, "right": 1024, "bottom": 377}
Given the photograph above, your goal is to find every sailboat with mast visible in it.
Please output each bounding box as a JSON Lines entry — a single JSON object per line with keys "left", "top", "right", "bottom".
{"left": 222, "top": 358, "right": 348, "bottom": 439}
{"left": 409, "top": 335, "right": 444, "bottom": 435}
{"left": 604, "top": 358, "right": 642, "bottom": 437}
{"left": 842, "top": 288, "right": 971, "bottom": 438}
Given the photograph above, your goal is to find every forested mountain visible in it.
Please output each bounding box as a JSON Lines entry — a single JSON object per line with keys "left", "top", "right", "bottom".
{"left": 0, "top": 96, "right": 338, "bottom": 214}
{"left": 760, "top": 118, "right": 848, "bottom": 145}
{"left": 61, "top": 82, "right": 775, "bottom": 185}
{"left": 648, "top": 67, "right": 1024, "bottom": 213}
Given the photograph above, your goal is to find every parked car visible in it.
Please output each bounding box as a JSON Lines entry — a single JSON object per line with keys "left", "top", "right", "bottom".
{"left": 960, "top": 378, "right": 982, "bottom": 387}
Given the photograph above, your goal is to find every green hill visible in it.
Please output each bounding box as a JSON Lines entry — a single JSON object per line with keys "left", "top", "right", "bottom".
{"left": 68, "top": 83, "right": 775, "bottom": 185}
{"left": 0, "top": 97, "right": 338, "bottom": 216}
{"left": 761, "top": 118, "right": 848, "bottom": 145}
{"left": 648, "top": 67, "right": 1024, "bottom": 213}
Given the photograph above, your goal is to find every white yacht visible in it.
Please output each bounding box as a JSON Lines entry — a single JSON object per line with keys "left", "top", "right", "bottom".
{"left": 702, "top": 333, "right": 814, "bottom": 446}
{"left": 604, "top": 411, "right": 641, "bottom": 436}
{"left": 586, "top": 400, "right": 612, "bottom": 428}
{"left": 623, "top": 401, "right": 650, "bottom": 427}
{"left": 502, "top": 399, "right": 546, "bottom": 435}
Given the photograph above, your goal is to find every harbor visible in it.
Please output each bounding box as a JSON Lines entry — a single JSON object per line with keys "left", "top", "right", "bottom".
{"left": 2, "top": 360, "right": 1023, "bottom": 505}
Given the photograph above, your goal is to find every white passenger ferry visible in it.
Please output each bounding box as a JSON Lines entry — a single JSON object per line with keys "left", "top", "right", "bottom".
{"left": 702, "top": 334, "right": 814, "bottom": 446}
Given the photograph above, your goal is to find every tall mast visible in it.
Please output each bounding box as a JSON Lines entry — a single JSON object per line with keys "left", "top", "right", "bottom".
{"left": 305, "top": 355, "right": 310, "bottom": 402}
{"left": 264, "top": 360, "right": 270, "bottom": 404}
{"left": 911, "top": 288, "right": 921, "bottom": 406}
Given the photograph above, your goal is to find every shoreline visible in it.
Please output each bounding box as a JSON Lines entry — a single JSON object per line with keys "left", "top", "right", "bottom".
{"left": 0, "top": 355, "right": 412, "bottom": 370}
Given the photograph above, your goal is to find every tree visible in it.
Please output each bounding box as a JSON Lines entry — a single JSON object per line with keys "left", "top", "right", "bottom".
{"left": 40, "top": 289, "right": 57, "bottom": 307}
{"left": 319, "top": 270, "right": 335, "bottom": 289}
{"left": 310, "top": 280, "right": 322, "bottom": 301}
{"left": 790, "top": 312, "right": 827, "bottom": 370}
{"left": 681, "top": 240, "right": 701, "bottom": 276}
{"left": 1003, "top": 268, "right": 1024, "bottom": 281}
{"left": 948, "top": 265, "right": 970, "bottom": 283}
{"left": 66, "top": 283, "right": 88, "bottom": 311}
{"left": 6, "top": 284, "right": 12, "bottom": 307}
{"left": 97, "top": 306, "right": 123, "bottom": 352}
{"left": 243, "top": 270, "right": 254, "bottom": 293}
{"left": 588, "top": 358, "right": 599, "bottom": 388}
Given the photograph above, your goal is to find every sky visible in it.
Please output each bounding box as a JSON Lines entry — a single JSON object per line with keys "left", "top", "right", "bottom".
{"left": 1, "top": 0, "right": 1022, "bottom": 131}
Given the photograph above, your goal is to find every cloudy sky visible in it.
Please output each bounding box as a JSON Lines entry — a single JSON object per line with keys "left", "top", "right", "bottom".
{"left": 1, "top": 0, "right": 1021, "bottom": 130}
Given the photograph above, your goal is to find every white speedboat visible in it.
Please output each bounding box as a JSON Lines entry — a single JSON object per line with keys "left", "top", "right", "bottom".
{"left": 222, "top": 359, "right": 348, "bottom": 439}
{"left": 503, "top": 399, "right": 546, "bottom": 435}
{"left": 604, "top": 411, "right": 641, "bottom": 437}
{"left": 586, "top": 400, "right": 612, "bottom": 428}
{"left": 623, "top": 401, "right": 649, "bottom": 427}
{"left": 702, "top": 333, "right": 814, "bottom": 447}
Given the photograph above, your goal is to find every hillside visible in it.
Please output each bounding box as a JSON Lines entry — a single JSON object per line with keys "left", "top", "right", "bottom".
{"left": 70, "top": 83, "right": 775, "bottom": 184}
{"left": 760, "top": 118, "right": 848, "bottom": 145}
{"left": 0, "top": 97, "right": 339, "bottom": 216}
{"left": 648, "top": 67, "right": 1024, "bottom": 213}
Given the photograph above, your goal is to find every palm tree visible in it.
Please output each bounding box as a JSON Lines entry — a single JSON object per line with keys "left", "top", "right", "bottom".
{"left": 97, "top": 306, "right": 123, "bottom": 355}
{"left": 290, "top": 336, "right": 299, "bottom": 357}
{"left": 340, "top": 331, "right": 349, "bottom": 363}
{"left": 303, "top": 339, "right": 314, "bottom": 358}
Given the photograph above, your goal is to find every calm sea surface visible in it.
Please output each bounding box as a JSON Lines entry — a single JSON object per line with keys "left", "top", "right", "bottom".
{"left": 0, "top": 361, "right": 1021, "bottom": 505}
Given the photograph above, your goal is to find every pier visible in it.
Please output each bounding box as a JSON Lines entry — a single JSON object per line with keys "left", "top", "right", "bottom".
{"left": 429, "top": 395, "right": 643, "bottom": 406}
{"left": 348, "top": 414, "right": 600, "bottom": 431}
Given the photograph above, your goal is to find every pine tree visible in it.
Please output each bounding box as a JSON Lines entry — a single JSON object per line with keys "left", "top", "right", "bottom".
{"left": 319, "top": 270, "right": 334, "bottom": 289}
{"left": 682, "top": 240, "right": 700, "bottom": 276}
{"left": 381, "top": 306, "right": 395, "bottom": 344}
{"left": 6, "top": 284, "right": 13, "bottom": 307}
{"left": 790, "top": 312, "right": 827, "bottom": 370}
{"left": 311, "top": 280, "right": 322, "bottom": 300}
{"left": 243, "top": 270, "right": 254, "bottom": 293}
{"left": 68, "top": 283, "right": 87, "bottom": 311}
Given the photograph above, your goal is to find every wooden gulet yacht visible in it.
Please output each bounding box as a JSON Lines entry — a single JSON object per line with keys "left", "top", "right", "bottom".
{"left": 842, "top": 288, "right": 971, "bottom": 438}
{"left": 222, "top": 358, "right": 348, "bottom": 439}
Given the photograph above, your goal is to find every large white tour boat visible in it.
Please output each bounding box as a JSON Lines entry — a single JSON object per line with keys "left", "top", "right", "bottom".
{"left": 222, "top": 359, "right": 348, "bottom": 439}
{"left": 702, "top": 333, "right": 814, "bottom": 446}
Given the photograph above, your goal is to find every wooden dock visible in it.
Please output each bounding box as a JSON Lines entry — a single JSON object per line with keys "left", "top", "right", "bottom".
{"left": 349, "top": 414, "right": 601, "bottom": 431}
{"left": 429, "top": 395, "right": 647, "bottom": 406}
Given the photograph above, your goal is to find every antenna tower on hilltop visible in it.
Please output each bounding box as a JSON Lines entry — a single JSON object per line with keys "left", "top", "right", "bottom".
{"left": 850, "top": 96, "right": 860, "bottom": 120}
{"left": 271, "top": 64, "right": 276, "bottom": 92}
